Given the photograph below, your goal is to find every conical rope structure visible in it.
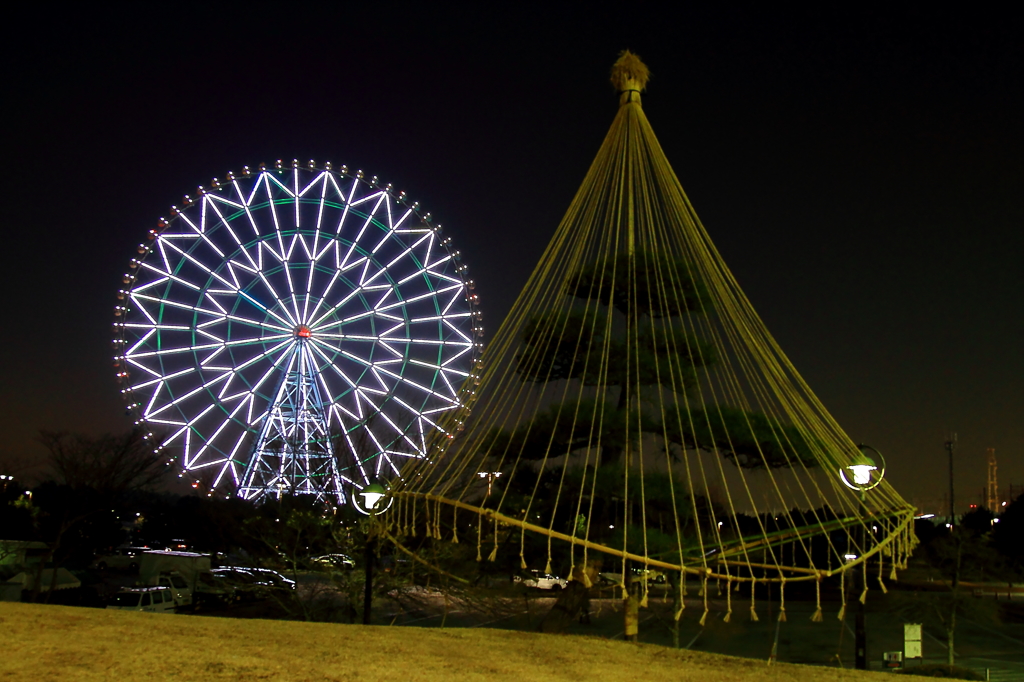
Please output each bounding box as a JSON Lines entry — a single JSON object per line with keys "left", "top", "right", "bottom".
{"left": 388, "top": 53, "right": 917, "bottom": 607}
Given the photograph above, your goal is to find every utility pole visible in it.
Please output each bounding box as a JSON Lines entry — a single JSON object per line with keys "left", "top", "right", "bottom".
{"left": 856, "top": 498, "right": 868, "bottom": 670}
{"left": 363, "top": 531, "right": 375, "bottom": 625}
{"left": 945, "top": 433, "right": 957, "bottom": 527}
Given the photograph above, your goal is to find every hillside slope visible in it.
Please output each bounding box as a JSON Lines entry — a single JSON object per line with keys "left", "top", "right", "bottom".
{"left": 1, "top": 602, "right": 888, "bottom": 682}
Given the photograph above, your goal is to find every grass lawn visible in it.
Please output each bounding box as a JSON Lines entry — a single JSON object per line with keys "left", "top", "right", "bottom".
{"left": 1, "top": 602, "right": 891, "bottom": 681}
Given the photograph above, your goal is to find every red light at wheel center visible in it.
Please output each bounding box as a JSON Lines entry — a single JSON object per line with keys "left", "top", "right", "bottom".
{"left": 295, "top": 325, "right": 312, "bottom": 338}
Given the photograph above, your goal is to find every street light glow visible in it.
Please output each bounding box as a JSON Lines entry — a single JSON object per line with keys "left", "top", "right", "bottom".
{"left": 360, "top": 489, "right": 385, "bottom": 511}
{"left": 849, "top": 463, "right": 876, "bottom": 485}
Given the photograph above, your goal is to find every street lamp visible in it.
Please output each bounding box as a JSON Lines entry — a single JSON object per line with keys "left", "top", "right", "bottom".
{"left": 477, "top": 471, "right": 503, "bottom": 496}
{"left": 353, "top": 480, "right": 392, "bottom": 626}
{"left": 840, "top": 444, "right": 886, "bottom": 495}
{"left": 839, "top": 443, "right": 886, "bottom": 671}
{"left": 353, "top": 482, "right": 391, "bottom": 515}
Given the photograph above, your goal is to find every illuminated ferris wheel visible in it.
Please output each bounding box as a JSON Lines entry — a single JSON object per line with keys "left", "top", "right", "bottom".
{"left": 113, "top": 160, "right": 482, "bottom": 505}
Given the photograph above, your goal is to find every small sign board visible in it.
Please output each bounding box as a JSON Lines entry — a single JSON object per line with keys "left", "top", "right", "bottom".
{"left": 904, "top": 623, "right": 923, "bottom": 659}
{"left": 883, "top": 651, "right": 904, "bottom": 669}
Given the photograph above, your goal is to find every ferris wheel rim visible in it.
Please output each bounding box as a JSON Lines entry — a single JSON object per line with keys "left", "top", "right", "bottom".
{"left": 114, "top": 160, "right": 483, "bottom": 499}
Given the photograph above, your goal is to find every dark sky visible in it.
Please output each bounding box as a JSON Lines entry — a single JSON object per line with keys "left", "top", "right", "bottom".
{"left": 2, "top": 6, "right": 1020, "bottom": 510}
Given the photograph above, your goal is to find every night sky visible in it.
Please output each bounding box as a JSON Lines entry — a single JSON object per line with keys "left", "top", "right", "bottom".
{"left": 2, "top": 7, "right": 1020, "bottom": 510}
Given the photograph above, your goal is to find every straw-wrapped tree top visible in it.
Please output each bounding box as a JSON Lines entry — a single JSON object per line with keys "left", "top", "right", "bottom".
{"left": 387, "top": 52, "right": 916, "bottom": 625}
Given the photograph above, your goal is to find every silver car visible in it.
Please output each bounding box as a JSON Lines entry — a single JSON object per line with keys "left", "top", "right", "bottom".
{"left": 515, "top": 570, "right": 568, "bottom": 591}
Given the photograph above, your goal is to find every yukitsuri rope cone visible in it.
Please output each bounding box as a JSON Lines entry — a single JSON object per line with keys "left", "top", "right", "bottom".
{"left": 388, "top": 51, "right": 917, "bottom": 624}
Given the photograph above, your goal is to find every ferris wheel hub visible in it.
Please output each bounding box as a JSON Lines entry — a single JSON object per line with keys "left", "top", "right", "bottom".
{"left": 294, "top": 325, "right": 312, "bottom": 339}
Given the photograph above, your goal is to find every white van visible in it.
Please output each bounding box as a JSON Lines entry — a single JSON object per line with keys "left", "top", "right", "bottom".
{"left": 106, "top": 586, "right": 177, "bottom": 613}
{"left": 156, "top": 572, "right": 193, "bottom": 608}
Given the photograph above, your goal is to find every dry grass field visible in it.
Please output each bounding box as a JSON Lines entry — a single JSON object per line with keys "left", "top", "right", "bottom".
{"left": 0, "top": 602, "right": 892, "bottom": 682}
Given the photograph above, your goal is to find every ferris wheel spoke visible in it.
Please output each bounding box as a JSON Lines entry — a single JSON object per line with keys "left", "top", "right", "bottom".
{"left": 339, "top": 193, "right": 386, "bottom": 270}
{"left": 125, "top": 357, "right": 162, "bottom": 379}
{"left": 129, "top": 367, "right": 194, "bottom": 394}
{"left": 442, "top": 345, "right": 475, "bottom": 366}
{"left": 276, "top": 258, "right": 302, "bottom": 324}
{"left": 213, "top": 463, "right": 233, "bottom": 489}
{"left": 332, "top": 175, "right": 358, "bottom": 243}
{"left": 179, "top": 403, "right": 219, "bottom": 465}
{"left": 175, "top": 210, "right": 227, "bottom": 258}
{"left": 390, "top": 395, "right": 442, "bottom": 427}
{"left": 375, "top": 283, "right": 464, "bottom": 313}
{"left": 329, "top": 402, "right": 359, "bottom": 426}
{"left": 408, "top": 312, "right": 472, "bottom": 324}
{"left": 189, "top": 397, "right": 252, "bottom": 465}
{"left": 437, "top": 370, "right": 459, "bottom": 399}
{"left": 292, "top": 168, "right": 303, "bottom": 227}
{"left": 374, "top": 341, "right": 404, "bottom": 359}
{"left": 377, "top": 320, "right": 407, "bottom": 339}
{"left": 339, "top": 432, "right": 372, "bottom": 485}
{"left": 373, "top": 409, "right": 424, "bottom": 456}
{"left": 373, "top": 365, "right": 457, "bottom": 405}
{"left": 191, "top": 313, "right": 290, "bottom": 334}
{"left": 228, "top": 338, "right": 297, "bottom": 392}
{"left": 138, "top": 262, "right": 202, "bottom": 291}
{"left": 157, "top": 237, "right": 296, "bottom": 329}
{"left": 443, "top": 319, "right": 474, "bottom": 344}
{"left": 308, "top": 279, "right": 388, "bottom": 331}
{"left": 310, "top": 309, "right": 373, "bottom": 333}
{"left": 305, "top": 338, "right": 375, "bottom": 397}
{"left": 306, "top": 256, "right": 367, "bottom": 323}
{"left": 148, "top": 374, "right": 233, "bottom": 419}
{"left": 122, "top": 328, "right": 157, "bottom": 356}
{"left": 262, "top": 173, "right": 291, "bottom": 257}
{"left": 301, "top": 267, "right": 317, "bottom": 321}
{"left": 395, "top": 260, "right": 445, "bottom": 288}
{"left": 129, "top": 334, "right": 291, "bottom": 360}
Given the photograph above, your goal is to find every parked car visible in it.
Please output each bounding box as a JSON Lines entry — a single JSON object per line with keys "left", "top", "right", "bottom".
{"left": 309, "top": 554, "right": 355, "bottom": 570}
{"left": 211, "top": 568, "right": 271, "bottom": 601}
{"left": 106, "top": 586, "right": 177, "bottom": 613}
{"left": 598, "top": 567, "right": 667, "bottom": 585}
{"left": 245, "top": 567, "right": 296, "bottom": 591}
{"left": 514, "top": 570, "right": 568, "bottom": 591}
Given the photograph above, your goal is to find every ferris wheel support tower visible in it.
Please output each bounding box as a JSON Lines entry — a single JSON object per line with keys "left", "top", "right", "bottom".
{"left": 239, "top": 326, "right": 343, "bottom": 504}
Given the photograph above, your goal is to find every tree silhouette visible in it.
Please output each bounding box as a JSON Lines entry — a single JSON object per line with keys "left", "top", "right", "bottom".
{"left": 504, "top": 251, "right": 817, "bottom": 470}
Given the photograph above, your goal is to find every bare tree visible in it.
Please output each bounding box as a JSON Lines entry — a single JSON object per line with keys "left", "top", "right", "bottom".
{"left": 40, "top": 429, "right": 169, "bottom": 495}
{"left": 26, "top": 429, "right": 170, "bottom": 601}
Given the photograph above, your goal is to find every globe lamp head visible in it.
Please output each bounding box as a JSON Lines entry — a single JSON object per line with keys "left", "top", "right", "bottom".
{"left": 359, "top": 483, "right": 387, "bottom": 514}
{"left": 840, "top": 444, "right": 884, "bottom": 492}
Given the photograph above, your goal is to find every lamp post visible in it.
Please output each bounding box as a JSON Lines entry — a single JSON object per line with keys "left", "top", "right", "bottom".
{"left": 945, "top": 433, "right": 957, "bottom": 529}
{"left": 840, "top": 444, "right": 886, "bottom": 671}
{"left": 353, "top": 482, "right": 390, "bottom": 625}
{"left": 476, "top": 471, "right": 503, "bottom": 497}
